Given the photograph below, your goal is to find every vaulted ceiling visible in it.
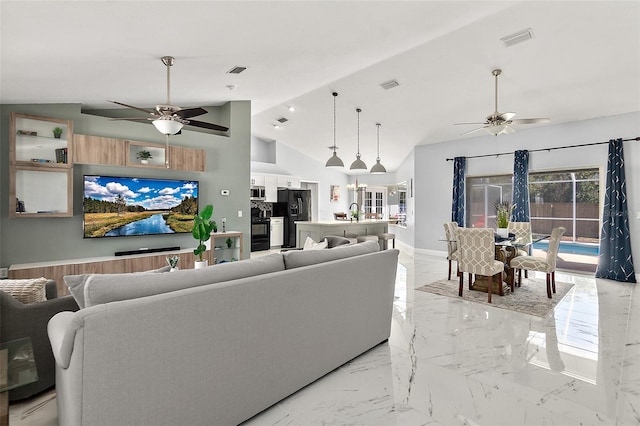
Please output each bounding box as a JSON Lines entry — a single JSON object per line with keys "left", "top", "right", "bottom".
{"left": 2, "top": 1, "right": 638, "bottom": 173}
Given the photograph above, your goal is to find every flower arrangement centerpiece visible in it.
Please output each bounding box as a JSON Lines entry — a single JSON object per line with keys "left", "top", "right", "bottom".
{"left": 494, "top": 201, "right": 515, "bottom": 237}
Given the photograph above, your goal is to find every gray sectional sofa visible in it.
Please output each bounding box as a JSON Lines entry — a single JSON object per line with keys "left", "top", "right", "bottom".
{"left": 48, "top": 241, "right": 399, "bottom": 425}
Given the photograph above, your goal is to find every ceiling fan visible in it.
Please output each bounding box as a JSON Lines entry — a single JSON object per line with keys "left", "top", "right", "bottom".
{"left": 110, "top": 56, "right": 229, "bottom": 135}
{"left": 455, "top": 69, "right": 549, "bottom": 136}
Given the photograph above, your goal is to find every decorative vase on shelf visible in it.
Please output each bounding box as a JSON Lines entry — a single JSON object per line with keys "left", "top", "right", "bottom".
{"left": 496, "top": 227, "right": 509, "bottom": 238}
{"left": 140, "top": 159, "right": 149, "bottom": 165}
{"left": 194, "top": 260, "right": 208, "bottom": 269}
{"left": 166, "top": 255, "right": 179, "bottom": 271}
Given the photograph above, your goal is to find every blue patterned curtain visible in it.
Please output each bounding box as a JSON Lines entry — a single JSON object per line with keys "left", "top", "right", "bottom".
{"left": 595, "top": 139, "right": 636, "bottom": 283}
{"left": 511, "top": 150, "right": 530, "bottom": 222}
{"left": 451, "top": 157, "right": 466, "bottom": 226}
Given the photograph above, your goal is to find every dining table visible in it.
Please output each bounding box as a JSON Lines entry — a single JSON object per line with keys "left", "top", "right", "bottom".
{"left": 472, "top": 233, "right": 550, "bottom": 295}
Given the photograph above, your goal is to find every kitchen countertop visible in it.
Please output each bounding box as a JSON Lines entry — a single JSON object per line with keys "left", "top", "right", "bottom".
{"left": 295, "top": 220, "right": 389, "bottom": 225}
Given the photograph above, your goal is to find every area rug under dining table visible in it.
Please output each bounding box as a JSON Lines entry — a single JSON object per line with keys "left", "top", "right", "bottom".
{"left": 416, "top": 277, "right": 575, "bottom": 318}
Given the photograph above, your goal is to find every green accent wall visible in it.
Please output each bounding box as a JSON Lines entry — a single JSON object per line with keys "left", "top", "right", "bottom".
{"left": 0, "top": 102, "right": 251, "bottom": 267}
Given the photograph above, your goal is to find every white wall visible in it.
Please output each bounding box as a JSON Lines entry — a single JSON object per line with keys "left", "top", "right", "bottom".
{"left": 412, "top": 112, "right": 640, "bottom": 270}
{"left": 251, "top": 141, "right": 352, "bottom": 220}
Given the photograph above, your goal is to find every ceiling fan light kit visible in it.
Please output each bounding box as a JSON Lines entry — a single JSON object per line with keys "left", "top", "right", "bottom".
{"left": 370, "top": 123, "right": 387, "bottom": 174}
{"left": 326, "top": 92, "right": 344, "bottom": 168}
{"left": 455, "top": 68, "right": 549, "bottom": 137}
{"left": 153, "top": 117, "right": 183, "bottom": 135}
{"left": 350, "top": 108, "right": 367, "bottom": 170}
{"left": 111, "top": 56, "right": 229, "bottom": 135}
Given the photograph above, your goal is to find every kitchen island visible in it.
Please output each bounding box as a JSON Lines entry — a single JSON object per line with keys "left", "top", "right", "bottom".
{"left": 295, "top": 220, "right": 389, "bottom": 247}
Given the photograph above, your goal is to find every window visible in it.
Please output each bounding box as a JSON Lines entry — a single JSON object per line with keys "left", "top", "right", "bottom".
{"left": 363, "top": 188, "right": 386, "bottom": 218}
{"left": 466, "top": 168, "right": 599, "bottom": 243}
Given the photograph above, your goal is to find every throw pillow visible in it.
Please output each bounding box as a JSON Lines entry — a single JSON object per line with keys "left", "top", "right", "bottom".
{"left": 64, "top": 265, "right": 171, "bottom": 309}
{"left": 0, "top": 277, "right": 48, "bottom": 304}
{"left": 303, "top": 237, "right": 328, "bottom": 250}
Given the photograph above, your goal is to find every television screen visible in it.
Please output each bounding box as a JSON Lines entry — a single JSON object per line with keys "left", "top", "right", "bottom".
{"left": 83, "top": 175, "right": 199, "bottom": 238}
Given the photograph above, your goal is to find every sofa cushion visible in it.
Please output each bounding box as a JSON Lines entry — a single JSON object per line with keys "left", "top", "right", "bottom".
{"left": 282, "top": 240, "right": 379, "bottom": 269}
{"left": 0, "top": 277, "right": 48, "bottom": 304}
{"left": 64, "top": 266, "right": 170, "bottom": 309}
{"left": 83, "top": 253, "right": 285, "bottom": 307}
{"left": 302, "top": 236, "right": 328, "bottom": 250}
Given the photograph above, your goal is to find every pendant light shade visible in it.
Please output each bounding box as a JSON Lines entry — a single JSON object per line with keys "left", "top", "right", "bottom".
{"left": 370, "top": 122, "right": 387, "bottom": 174}
{"left": 325, "top": 92, "right": 344, "bottom": 167}
{"left": 350, "top": 108, "right": 367, "bottom": 170}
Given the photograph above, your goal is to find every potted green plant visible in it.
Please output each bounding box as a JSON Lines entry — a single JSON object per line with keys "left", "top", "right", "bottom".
{"left": 136, "top": 150, "right": 153, "bottom": 164}
{"left": 192, "top": 204, "right": 215, "bottom": 268}
{"left": 494, "top": 201, "right": 514, "bottom": 237}
{"left": 212, "top": 220, "right": 218, "bottom": 233}
{"left": 52, "top": 127, "right": 63, "bottom": 139}
{"left": 225, "top": 237, "right": 233, "bottom": 249}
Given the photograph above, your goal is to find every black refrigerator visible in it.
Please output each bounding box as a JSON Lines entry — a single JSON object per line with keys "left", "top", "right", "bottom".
{"left": 278, "top": 189, "right": 311, "bottom": 248}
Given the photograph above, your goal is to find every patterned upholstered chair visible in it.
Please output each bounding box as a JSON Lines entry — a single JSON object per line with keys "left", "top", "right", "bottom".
{"left": 507, "top": 221, "right": 532, "bottom": 256}
{"left": 507, "top": 221, "right": 533, "bottom": 278}
{"left": 443, "top": 222, "right": 459, "bottom": 280}
{"left": 456, "top": 228, "right": 504, "bottom": 303}
{"left": 510, "top": 226, "right": 566, "bottom": 298}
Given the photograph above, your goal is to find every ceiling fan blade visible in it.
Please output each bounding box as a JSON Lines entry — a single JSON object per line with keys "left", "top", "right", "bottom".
{"left": 511, "top": 118, "right": 550, "bottom": 125}
{"left": 109, "top": 100, "right": 155, "bottom": 115}
{"left": 109, "top": 117, "right": 152, "bottom": 122}
{"left": 498, "top": 112, "right": 516, "bottom": 121}
{"left": 461, "top": 126, "right": 487, "bottom": 136}
{"left": 175, "top": 107, "right": 208, "bottom": 119}
{"left": 185, "top": 119, "right": 229, "bottom": 132}
{"left": 454, "top": 122, "right": 486, "bottom": 126}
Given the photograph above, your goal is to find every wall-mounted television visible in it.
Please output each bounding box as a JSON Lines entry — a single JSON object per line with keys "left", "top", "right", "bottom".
{"left": 83, "top": 175, "right": 199, "bottom": 238}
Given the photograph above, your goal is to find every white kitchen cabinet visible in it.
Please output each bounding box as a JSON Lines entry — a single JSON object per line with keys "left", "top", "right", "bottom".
{"left": 277, "top": 175, "right": 301, "bottom": 189}
{"left": 250, "top": 175, "right": 265, "bottom": 186}
{"left": 270, "top": 217, "right": 284, "bottom": 247}
{"left": 264, "top": 175, "right": 278, "bottom": 202}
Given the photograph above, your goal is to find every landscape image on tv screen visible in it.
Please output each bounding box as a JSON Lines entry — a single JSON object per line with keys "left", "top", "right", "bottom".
{"left": 83, "top": 175, "right": 199, "bottom": 238}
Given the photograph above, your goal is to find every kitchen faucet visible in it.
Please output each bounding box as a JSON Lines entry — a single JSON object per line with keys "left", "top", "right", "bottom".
{"left": 349, "top": 202, "right": 360, "bottom": 222}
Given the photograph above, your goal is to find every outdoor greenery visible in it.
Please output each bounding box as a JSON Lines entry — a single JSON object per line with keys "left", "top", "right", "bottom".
{"left": 529, "top": 170, "right": 599, "bottom": 203}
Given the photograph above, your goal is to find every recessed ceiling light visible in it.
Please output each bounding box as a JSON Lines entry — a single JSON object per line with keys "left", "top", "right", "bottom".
{"left": 500, "top": 28, "right": 534, "bottom": 47}
{"left": 273, "top": 124, "right": 280, "bottom": 129}
{"left": 227, "top": 66, "right": 247, "bottom": 74}
{"left": 288, "top": 105, "right": 296, "bottom": 112}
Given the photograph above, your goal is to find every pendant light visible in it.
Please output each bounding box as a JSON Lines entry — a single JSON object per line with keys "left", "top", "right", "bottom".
{"left": 349, "top": 108, "right": 367, "bottom": 170}
{"left": 325, "top": 92, "right": 344, "bottom": 167}
{"left": 370, "top": 123, "right": 387, "bottom": 174}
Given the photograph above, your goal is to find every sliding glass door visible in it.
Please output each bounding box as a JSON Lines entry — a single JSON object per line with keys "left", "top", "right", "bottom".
{"left": 466, "top": 168, "right": 599, "bottom": 243}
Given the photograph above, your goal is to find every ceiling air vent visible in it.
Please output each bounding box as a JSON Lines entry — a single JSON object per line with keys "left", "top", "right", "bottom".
{"left": 500, "top": 28, "right": 534, "bottom": 47}
{"left": 227, "top": 66, "right": 247, "bottom": 74}
{"left": 276, "top": 117, "right": 288, "bottom": 124}
{"left": 380, "top": 79, "right": 400, "bottom": 90}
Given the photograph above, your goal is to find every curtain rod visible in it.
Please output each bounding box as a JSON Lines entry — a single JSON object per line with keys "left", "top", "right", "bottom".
{"left": 445, "top": 136, "right": 640, "bottom": 161}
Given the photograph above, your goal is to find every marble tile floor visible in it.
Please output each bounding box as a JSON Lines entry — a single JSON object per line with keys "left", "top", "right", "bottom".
{"left": 10, "top": 248, "right": 639, "bottom": 425}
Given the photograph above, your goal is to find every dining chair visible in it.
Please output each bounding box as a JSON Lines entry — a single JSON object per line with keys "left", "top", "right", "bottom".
{"left": 509, "top": 226, "right": 566, "bottom": 298}
{"left": 456, "top": 228, "right": 504, "bottom": 303}
{"left": 507, "top": 221, "right": 532, "bottom": 256}
{"left": 443, "top": 222, "right": 459, "bottom": 280}
{"left": 507, "top": 221, "right": 533, "bottom": 278}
